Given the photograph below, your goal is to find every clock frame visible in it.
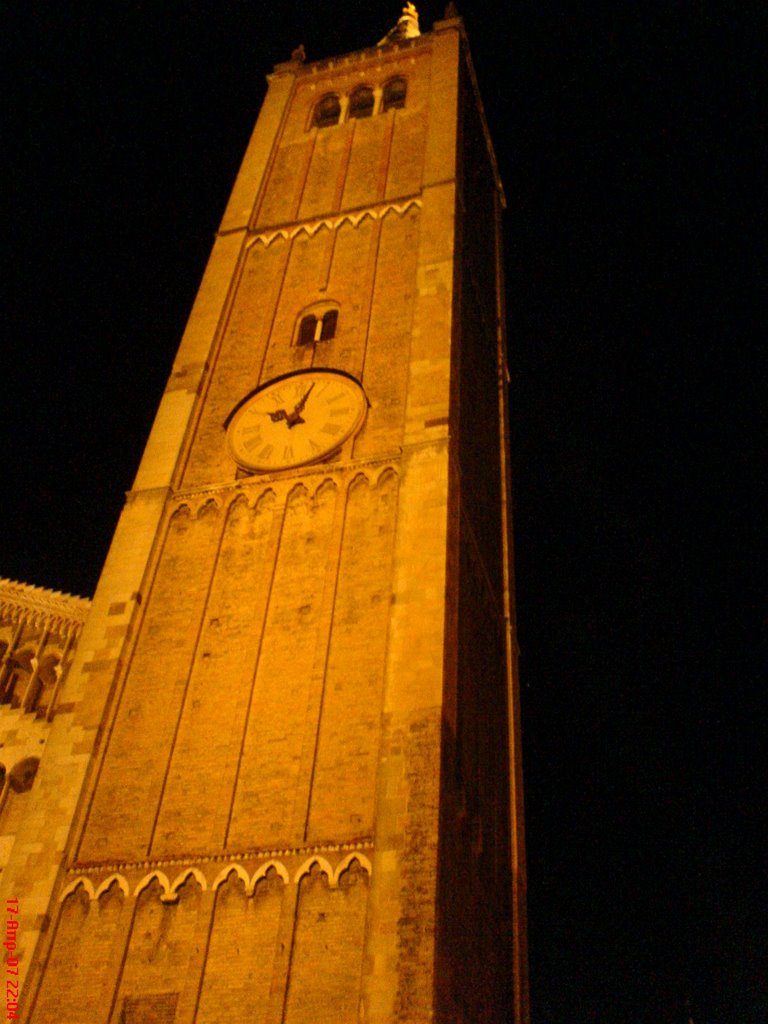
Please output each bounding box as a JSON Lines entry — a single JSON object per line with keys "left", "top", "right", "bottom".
{"left": 225, "top": 368, "right": 368, "bottom": 474}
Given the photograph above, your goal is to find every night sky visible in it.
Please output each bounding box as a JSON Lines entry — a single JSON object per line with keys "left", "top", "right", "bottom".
{"left": 3, "top": 4, "right": 764, "bottom": 1022}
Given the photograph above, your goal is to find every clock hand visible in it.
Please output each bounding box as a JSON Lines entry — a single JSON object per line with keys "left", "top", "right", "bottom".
{"left": 293, "top": 382, "right": 315, "bottom": 415}
{"left": 268, "top": 408, "right": 289, "bottom": 423}
{"left": 285, "top": 382, "right": 315, "bottom": 428}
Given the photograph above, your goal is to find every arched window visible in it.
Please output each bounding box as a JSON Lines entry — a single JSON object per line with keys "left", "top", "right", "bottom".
{"left": 314, "top": 93, "right": 341, "bottom": 128}
{"left": 382, "top": 77, "right": 407, "bottom": 112}
{"left": 26, "top": 652, "right": 59, "bottom": 714}
{"left": 0, "top": 649, "right": 32, "bottom": 708}
{"left": 295, "top": 306, "right": 339, "bottom": 345}
{"left": 1, "top": 759, "right": 40, "bottom": 870}
{"left": 298, "top": 315, "right": 318, "bottom": 346}
{"left": 349, "top": 86, "right": 375, "bottom": 120}
{"left": 320, "top": 309, "right": 338, "bottom": 340}
{"left": 9, "top": 757, "right": 38, "bottom": 795}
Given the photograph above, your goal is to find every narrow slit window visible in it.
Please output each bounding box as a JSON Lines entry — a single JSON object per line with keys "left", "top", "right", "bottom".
{"left": 298, "top": 315, "right": 318, "bottom": 346}
{"left": 382, "top": 77, "right": 407, "bottom": 112}
{"left": 314, "top": 94, "right": 341, "bottom": 128}
{"left": 320, "top": 309, "right": 338, "bottom": 341}
{"left": 349, "top": 86, "right": 375, "bottom": 120}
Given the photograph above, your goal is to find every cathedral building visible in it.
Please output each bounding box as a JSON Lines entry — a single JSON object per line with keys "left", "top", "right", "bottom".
{"left": 0, "top": 580, "right": 90, "bottom": 874}
{"left": 1, "top": 6, "right": 528, "bottom": 1022}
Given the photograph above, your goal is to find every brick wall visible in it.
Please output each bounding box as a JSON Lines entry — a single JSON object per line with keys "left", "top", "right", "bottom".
{"left": 182, "top": 204, "right": 422, "bottom": 490}
{"left": 77, "top": 467, "right": 401, "bottom": 866}
{"left": 283, "top": 861, "right": 369, "bottom": 1024}
{"left": 32, "top": 882, "right": 128, "bottom": 1023}
{"left": 195, "top": 869, "right": 284, "bottom": 1023}
{"left": 306, "top": 470, "right": 398, "bottom": 843}
{"left": 78, "top": 504, "right": 222, "bottom": 863}
{"left": 33, "top": 857, "right": 373, "bottom": 1024}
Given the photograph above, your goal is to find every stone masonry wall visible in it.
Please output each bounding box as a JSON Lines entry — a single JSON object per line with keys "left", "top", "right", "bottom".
{"left": 23, "top": 22, "right": 482, "bottom": 1024}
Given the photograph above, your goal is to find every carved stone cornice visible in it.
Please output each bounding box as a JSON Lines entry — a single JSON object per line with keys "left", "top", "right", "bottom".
{"left": 271, "top": 30, "right": 427, "bottom": 79}
{"left": 70, "top": 837, "right": 374, "bottom": 877}
{"left": 0, "top": 578, "right": 90, "bottom": 636}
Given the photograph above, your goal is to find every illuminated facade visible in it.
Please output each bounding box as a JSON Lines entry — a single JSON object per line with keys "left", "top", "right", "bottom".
{"left": 2, "top": 7, "right": 527, "bottom": 1021}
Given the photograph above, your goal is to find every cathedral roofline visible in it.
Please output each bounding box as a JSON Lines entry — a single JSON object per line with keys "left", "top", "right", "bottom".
{"left": 0, "top": 577, "right": 91, "bottom": 630}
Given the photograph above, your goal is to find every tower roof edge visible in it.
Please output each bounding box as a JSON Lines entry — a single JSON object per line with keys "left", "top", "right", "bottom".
{"left": 454, "top": 20, "right": 507, "bottom": 204}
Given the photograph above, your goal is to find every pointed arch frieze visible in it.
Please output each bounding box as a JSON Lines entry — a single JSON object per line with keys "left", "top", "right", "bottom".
{"left": 170, "top": 866, "right": 207, "bottom": 895}
{"left": 169, "top": 503, "right": 193, "bottom": 525}
{"left": 225, "top": 491, "right": 250, "bottom": 520}
{"left": 294, "top": 855, "right": 335, "bottom": 886}
{"left": 375, "top": 465, "right": 400, "bottom": 491}
{"left": 347, "top": 471, "right": 371, "bottom": 496}
{"left": 312, "top": 476, "right": 339, "bottom": 504}
{"left": 334, "top": 852, "right": 373, "bottom": 884}
{"left": 196, "top": 497, "right": 221, "bottom": 520}
{"left": 168, "top": 458, "right": 399, "bottom": 516}
{"left": 94, "top": 874, "right": 130, "bottom": 900}
{"left": 61, "top": 846, "right": 372, "bottom": 910}
{"left": 59, "top": 877, "right": 95, "bottom": 903}
{"left": 134, "top": 869, "right": 173, "bottom": 901}
{"left": 251, "top": 859, "right": 290, "bottom": 890}
{"left": 211, "top": 863, "right": 251, "bottom": 893}
{"left": 247, "top": 198, "right": 422, "bottom": 249}
{"left": 286, "top": 481, "right": 311, "bottom": 507}
{"left": 253, "top": 486, "right": 278, "bottom": 512}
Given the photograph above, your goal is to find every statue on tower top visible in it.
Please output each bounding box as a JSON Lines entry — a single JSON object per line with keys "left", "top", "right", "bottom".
{"left": 378, "top": 3, "right": 421, "bottom": 45}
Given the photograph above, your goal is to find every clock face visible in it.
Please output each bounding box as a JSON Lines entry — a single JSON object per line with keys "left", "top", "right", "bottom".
{"left": 226, "top": 369, "right": 367, "bottom": 473}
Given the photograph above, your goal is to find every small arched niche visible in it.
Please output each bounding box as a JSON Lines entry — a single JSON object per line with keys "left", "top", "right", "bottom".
{"left": 349, "top": 85, "right": 375, "bottom": 120}
{"left": 25, "top": 651, "right": 60, "bottom": 714}
{"left": 0, "top": 649, "right": 33, "bottom": 707}
{"left": 313, "top": 93, "right": 341, "bottom": 128}
{"left": 382, "top": 77, "right": 407, "bottom": 112}
{"left": 0, "top": 757, "right": 40, "bottom": 859}
{"left": 9, "top": 756, "right": 39, "bottom": 794}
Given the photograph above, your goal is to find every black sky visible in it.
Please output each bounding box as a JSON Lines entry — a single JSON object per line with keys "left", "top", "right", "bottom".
{"left": 2, "top": 3, "right": 765, "bottom": 1022}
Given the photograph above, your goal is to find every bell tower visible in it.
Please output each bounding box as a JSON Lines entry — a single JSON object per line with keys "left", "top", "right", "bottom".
{"left": 13, "top": 6, "right": 527, "bottom": 1022}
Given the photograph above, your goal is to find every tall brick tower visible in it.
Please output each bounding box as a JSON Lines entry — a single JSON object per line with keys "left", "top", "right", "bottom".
{"left": 9, "top": 5, "right": 527, "bottom": 1022}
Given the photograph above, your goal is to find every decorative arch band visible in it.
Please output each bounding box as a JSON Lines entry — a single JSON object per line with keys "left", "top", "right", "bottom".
{"left": 248, "top": 198, "right": 422, "bottom": 249}
{"left": 169, "top": 463, "right": 399, "bottom": 520}
{"left": 60, "top": 852, "right": 372, "bottom": 904}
